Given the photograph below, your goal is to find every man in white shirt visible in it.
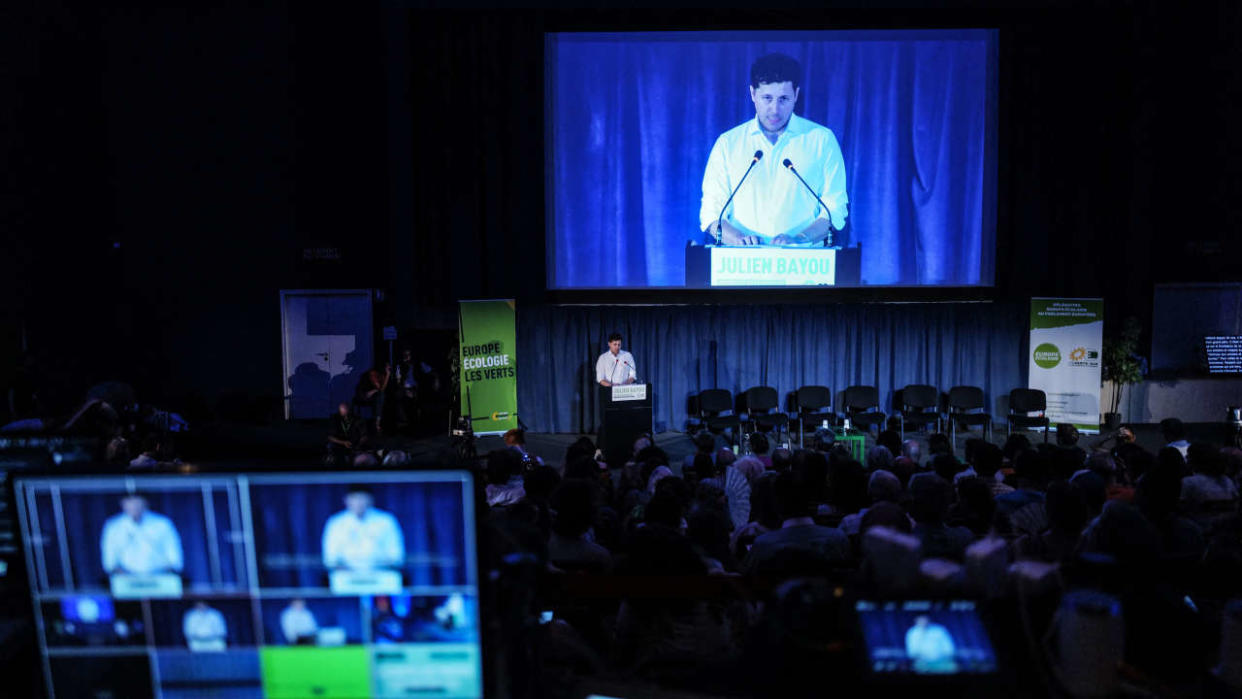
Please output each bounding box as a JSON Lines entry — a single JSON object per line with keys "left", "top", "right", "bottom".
{"left": 700, "top": 53, "right": 848, "bottom": 247}
{"left": 595, "top": 333, "right": 637, "bottom": 387}
{"left": 182, "top": 601, "right": 227, "bottom": 648}
{"left": 280, "top": 598, "right": 319, "bottom": 644}
{"left": 100, "top": 493, "right": 184, "bottom": 576}
{"left": 321, "top": 485, "right": 405, "bottom": 571}
{"left": 905, "top": 614, "right": 957, "bottom": 672}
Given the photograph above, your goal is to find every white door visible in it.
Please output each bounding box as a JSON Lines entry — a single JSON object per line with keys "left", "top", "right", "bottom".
{"left": 281, "top": 290, "right": 374, "bottom": 419}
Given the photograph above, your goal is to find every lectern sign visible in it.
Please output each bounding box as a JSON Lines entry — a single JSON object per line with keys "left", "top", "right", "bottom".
{"left": 611, "top": 384, "right": 648, "bottom": 402}
{"left": 710, "top": 247, "right": 837, "bottom": 286}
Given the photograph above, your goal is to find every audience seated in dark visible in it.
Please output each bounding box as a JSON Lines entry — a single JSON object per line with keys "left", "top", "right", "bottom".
{"left": 865, "top": 444, "right": 893, "bottom": 472}
{"left": 326, "top": 402, "right": 368, "bottom": 466}
{"left": 1136, "top": 460, "right": 1205, "bottom": 561}
{"left": 485, "top": 448, "right": 526, "bottom": 508}
{"left": 548, "top": 478, "right": 612, "bottom": 573}
{"left": 769, "top": 446, "right": 792, "bottom": 473}
{"left": 968, "top": 439, "right": 1011, "bottom": 497}
{"left": 682, "top": 430, "right": 717, "bottom": 474}
{"left": 947, "top": 477, "right": 997, "bottom": 537}
{"left": 748, "top": 432, "right": 773, "bottom": 469}
{"left": 744, "top": 471, "right": 850, "bottom": 573}
{"left": 876, "top": 429, "right": 901, "bottom": 460}
{"left": 1160, "top": 417, "right": 1190, "bottom": 458}
{"left": 821, "top": 454, "right": 867, "bottom": 524}
{"left": 1181, "top": 442, "right": 1239, "bottom": 507}
{"left": 838, "top": 469, "right": 904, "bottom": 536}
{"left": 925, "top": 432, "right": 952, "bottom": 461}
{"left": 994, "top": 448, "right": 1050, "bottom": 537}
{"left": 1014, "top": 480, "right": 1087, "bottom": 563}
{"left": 907, "top": 474, "right": 975, "bottom": 561}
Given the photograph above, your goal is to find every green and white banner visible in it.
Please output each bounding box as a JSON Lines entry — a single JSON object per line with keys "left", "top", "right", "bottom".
{"left": 1029, "top": 298, "right": 1103, "bottom": 434}
{"left": 458, "top": 299, "right": 518, "bottom": 436}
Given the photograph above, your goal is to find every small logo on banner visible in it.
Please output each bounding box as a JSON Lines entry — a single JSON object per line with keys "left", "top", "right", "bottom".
{"left": 1070, "top": 347, "right": 1086, "bottom": 361}
{"left": 1033, "top": 343, "right": 1062, "bottom": 369}
{"left": 490, "top": 411, "right": 510, "bottom": 421}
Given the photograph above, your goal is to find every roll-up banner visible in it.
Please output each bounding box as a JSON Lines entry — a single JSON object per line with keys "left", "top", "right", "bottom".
{"left": 1029, "top": 298, "right": 1104, "bottom": 434}
{"left": 458, "top": 299, "right": 518, "bottom": 436}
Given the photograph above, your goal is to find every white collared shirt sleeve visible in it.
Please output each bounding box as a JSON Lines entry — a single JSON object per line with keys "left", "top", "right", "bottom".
{"left": 377, "top": 510, "right": 405, "bottom": 568}
{"left": 160, "top": 516, "right": 184, "bottom": 573}
{"left": 101, "top": 517, "right": 121, "bottom": 573}
{"left": 699, "top": 134, "right": 732, "bottom": 233}
{"left": 322, "top": 513, "right": 344, "bottom": 569}
{"left": 818, "top": 129, "right": 849, "bottom": 231}
{"left": 623, "top": 351, "right": 637, "bottom": 383}
{"left": 595, "top": 353, "right": 610, "bottom": 384}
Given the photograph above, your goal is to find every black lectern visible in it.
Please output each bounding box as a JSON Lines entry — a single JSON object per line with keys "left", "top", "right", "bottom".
{"left": 598, "top": 383, "right": 653, "bottom": 467}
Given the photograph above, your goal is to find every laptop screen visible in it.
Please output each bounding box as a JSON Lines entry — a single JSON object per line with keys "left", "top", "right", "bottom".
{"left": 13, "top": 470, "right": 482, "bottom": 698}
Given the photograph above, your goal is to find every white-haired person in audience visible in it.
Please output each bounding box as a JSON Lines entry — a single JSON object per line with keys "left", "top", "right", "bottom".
{"left": 865, "top": 444, "right": 894, "bottom": 473}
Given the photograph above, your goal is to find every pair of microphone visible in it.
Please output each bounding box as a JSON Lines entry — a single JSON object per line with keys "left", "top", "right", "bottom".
{"left": 713, "top": 150, "right": 833, "bottom": 246}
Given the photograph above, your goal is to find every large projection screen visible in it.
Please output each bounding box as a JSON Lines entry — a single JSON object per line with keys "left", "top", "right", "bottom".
{"left": 546, "top": 29, "right": 998, "bottom": 290}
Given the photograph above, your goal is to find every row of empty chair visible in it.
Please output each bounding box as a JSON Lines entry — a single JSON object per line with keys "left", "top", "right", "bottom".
{"left": 691, "top": 385, "right": 1052, "bottom": 447}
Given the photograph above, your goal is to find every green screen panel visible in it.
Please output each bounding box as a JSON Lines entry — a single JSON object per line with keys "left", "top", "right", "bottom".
{"left": 259, "top": 646, "right": 372, "bottom": 698}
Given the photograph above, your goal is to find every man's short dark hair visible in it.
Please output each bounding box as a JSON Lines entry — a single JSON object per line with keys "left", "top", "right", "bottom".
{"left": 1160, "top": 417, "right": 1186, "bottom": 442}
{"left": 607, "top": 332, "right": 623, "bottom": 343}
{"left": 345, "top": 484, "right": 374, "bottom": 497}
{"left": 749, "top": 432, "right": 769, "bottom": 455}
{"left": 750, "top": 53, "right": 802, "bottom": 90}
{"left": 694, "top": 430, "right": 716, "bottom": 454}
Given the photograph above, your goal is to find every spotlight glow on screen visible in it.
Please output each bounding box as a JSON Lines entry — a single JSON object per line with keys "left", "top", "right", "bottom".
{"left": 546, "top": 30, "right": 998, "bottom": 290}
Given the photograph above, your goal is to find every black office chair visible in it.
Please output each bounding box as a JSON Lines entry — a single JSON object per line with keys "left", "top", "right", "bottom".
{"left": 741, "top": 386, "right": 789, "bottom": 443}
{"left": 948, "top": 385, "right": 992, "bottom": 446}
{"left": 842, "top": 385, "right": 886, "bottom": 436}
{"left": 1007, "top": 388, "right": 1050, "bottom": 442}
{"left": 898, "top": 384, "right": 941, "bottom": 441}
{"left": 793, "top": 385, "right": 834, "bottom": 447}
{"left": 696, "top": 388, "right": 740, "bottom": 447}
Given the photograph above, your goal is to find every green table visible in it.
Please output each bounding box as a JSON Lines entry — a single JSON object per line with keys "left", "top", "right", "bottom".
{"left": 831, "top": 427, "right": 867, "bottom": 462}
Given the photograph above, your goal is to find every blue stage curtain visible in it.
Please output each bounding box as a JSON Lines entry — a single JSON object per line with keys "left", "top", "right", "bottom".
{"left": 549, "top": 30, "right": 994, "bottom": 288}
{"left": 517, "top": 302, "right": 1026, "bottom": 434}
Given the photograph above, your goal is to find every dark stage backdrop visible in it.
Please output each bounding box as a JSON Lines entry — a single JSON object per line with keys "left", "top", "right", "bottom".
{"left": 549, "top": 30, "right": 996, "bottom": 288}
{"left": 517, "top": 301, "right": 1027, "bottom": 434}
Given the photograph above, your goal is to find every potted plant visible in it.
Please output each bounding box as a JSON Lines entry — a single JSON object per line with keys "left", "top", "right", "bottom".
{"left": 1101, "top": 317, "right": 1145, "bottom": 429}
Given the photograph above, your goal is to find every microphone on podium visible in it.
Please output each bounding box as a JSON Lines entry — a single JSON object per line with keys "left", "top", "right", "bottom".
{"left": 782, "top": 158, "right": 834, "bottom": 246}
{"left": 714, "top": 150, "right": 765, "bottom": 245}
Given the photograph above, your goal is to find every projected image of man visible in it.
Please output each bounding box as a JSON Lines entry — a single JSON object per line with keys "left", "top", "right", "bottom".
{"left": 100, "top": 493, "right": 184, "bottom": 577}
{"left": 700, "top": 53, "right": 848, "bottom": 247}
{"left": 905, "top": 614, "right": 958, "bottom": 672}
{"left": 182, "top": 601, "right": 228, "bottom": 650}
{"left": 321, "top": 485, "right": 405, "bottom": 572}
{"left": 280, "top": 598, "right": 319, "bottom": 645}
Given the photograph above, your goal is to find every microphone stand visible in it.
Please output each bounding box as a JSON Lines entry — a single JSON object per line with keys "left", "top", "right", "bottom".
{"left": 715, "top": 150, "right": 764, "bottom": 245}
{"left": 782, "top": 158, "right": 834, "bottom": 246}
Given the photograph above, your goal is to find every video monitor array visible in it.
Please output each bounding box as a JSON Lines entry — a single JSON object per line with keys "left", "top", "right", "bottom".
{"left": 13, "top": 471, "right": 482, "bottom": 699}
